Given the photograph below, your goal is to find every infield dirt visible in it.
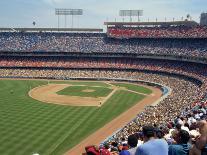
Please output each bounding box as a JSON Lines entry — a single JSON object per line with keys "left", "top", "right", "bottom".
{"left": 29, "top": 84, "right": 106, "bottom": 106}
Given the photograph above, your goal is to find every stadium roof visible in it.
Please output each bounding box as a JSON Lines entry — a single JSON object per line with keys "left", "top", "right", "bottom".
{"left": 104, "top": 21, "right": 199, "bottom": 27}
{"left": 0, "top": 28, "right": 103, "bottom": 33}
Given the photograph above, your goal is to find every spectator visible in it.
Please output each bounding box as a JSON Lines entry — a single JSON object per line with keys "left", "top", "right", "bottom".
{"left": 135, "top": 125, "right": 168, "bottom": 155}
{"left": 127, "top": 134, "right": 138, "bottom": 155}
{"left": 168, "top": 130, "right": 191, "bottom": 155}
{"left": 190, "top": 120, "right": 207, "bottom": 155}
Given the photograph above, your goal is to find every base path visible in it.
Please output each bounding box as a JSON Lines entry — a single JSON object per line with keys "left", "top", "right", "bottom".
{"left": 64, "top": 86, "right": 162, "bottom": 155}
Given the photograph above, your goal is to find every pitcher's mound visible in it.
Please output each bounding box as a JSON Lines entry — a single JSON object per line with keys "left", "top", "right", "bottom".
{"left": 82, "top": 89, "right": 95, "bottom": 92}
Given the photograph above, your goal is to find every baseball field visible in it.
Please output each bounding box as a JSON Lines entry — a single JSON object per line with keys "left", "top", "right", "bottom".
{"left": 0, "top": 79, "right": 159, "bottom": 155}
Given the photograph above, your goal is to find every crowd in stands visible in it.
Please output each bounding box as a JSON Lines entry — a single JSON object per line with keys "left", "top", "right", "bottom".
{"left": 0, "top": 32, "right": 207, "bottom": 58}
{"left": 0, "top": 57, "right": 206, "bottom": 77}
{"left": 107, "top": 26, "right": 207, "bottom": 38}
{"left": 100, "top": 96, "right": 207, "bottom": 155}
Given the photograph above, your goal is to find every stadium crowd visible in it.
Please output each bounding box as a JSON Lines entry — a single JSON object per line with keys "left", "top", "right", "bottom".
{"left": 0, "top": 68, "right": 206, "bottom": 155}
{"left": 0, "top": 32, "right": 207, "bottom": 57}
{"left": 107, "top": 26, "right": 207, "bottom": 38}
{"left": 0, "top": 57, "right": 206, "bottom": 76}
{"left": 0, "top": 28, "right": 206, "bottom": 155}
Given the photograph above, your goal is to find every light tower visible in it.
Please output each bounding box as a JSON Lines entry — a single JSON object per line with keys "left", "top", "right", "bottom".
{"left": 119, "top": 10, "right": 143, "bottom": 22}
{"left": 55, "top": 8, "right": 83, "bottom": 29}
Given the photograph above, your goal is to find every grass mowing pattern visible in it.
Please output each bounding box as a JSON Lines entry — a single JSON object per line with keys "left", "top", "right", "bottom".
{"left": 111, "top": 82, "right": 152, "bottom": 94}
{"left": 0, "top": 80, "right": 145, "bottom": 155}
{"left": 50, "top": 90, "right": 145, "bottom": 155}
{"left": 57, "top": 86, "right": 113, "bottom": 97}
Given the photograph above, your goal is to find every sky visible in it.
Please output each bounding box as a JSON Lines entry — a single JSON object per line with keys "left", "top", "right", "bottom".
{"left": 0, "top": 0, "right": 206, "bottom": 29}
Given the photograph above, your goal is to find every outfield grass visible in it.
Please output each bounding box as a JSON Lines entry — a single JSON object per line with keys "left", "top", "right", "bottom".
{"left": 57, "top": 86, "right": 113, "bottom": 97}
{"left": 111, "top": 82, "right": 152, "bottom": 94}
{"left": 0, "top": 80, "right": 146, "bottom": 155}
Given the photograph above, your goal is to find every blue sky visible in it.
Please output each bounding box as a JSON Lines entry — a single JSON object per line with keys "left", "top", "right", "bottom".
{"left": 0, "top": 0, "right": 206, "bottom": 29}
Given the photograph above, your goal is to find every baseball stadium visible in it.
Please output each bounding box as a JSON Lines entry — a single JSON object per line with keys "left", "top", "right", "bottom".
{"left": 0, "top": 1, "right": 207, "bottom": 155}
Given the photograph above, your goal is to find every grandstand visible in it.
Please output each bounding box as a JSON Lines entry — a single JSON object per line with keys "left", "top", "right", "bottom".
{"left": 0, "top": 21, "right": 206, "bottom": 155}
{"left": 106, "top": 21, "right": 207, "bottom": 38}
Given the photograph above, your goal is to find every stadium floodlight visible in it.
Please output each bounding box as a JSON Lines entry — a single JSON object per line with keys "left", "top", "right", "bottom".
{"left": 55, "top": 9, "right": 83, "bottom": 16}
{"left": 119, "top": 10, "right": 143, "bottom": 22}
{"left": 55, "top": 8, "right": 83, "bottom": 29}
